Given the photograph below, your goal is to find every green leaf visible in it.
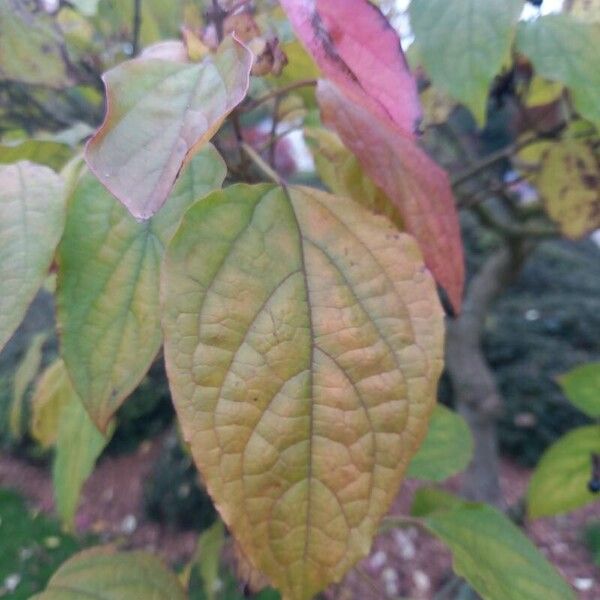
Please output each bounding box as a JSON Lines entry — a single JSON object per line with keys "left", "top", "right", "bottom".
{"left": 0, "top": 140, "right": 72, "bottom": 171}
{"left": 528, "top": 425, "right": 600, "bottom": 519}
{"left": 31, "top": 546, "right": 187, "bottom": 600}
{"left": 51, "top": 359, "right": 114, "bottom": 531}
{"left": 407, "top": 405, "right": 473, "bottom": 481}
{"left": 70, "top": 0, "right": 100, "bottom": 17}
{"left": 85, "top": 36, "right": 252, "bottom": 219}
{"left": 195, "top": 520, "right": 226, "bottom": 600}
{"left": 516, "top": 14, "right": 600, "bottom": 127}
{"left": 418, "top": 494, "right": 576, "bottom": 600}
{"left": 0, "top": 162, "right": 65, "bottom": 352}
{"left": 30, "top": 359, "right": 73, "bottom": 449}
{"left": 558, "top": 362, "right": 600, "bottom": 418}
{"left": 410, "top": 487, "right": 468, "bottom": 517}
{"left": 162, "top": 183, "right": 445, "bottom": 599}
{"left": 57, "top": 146, "right": 226, "bottom": 430}
{"left": 9, "top": 331, "right": 48, "bottom": 439}
{"left": 0, "top": 0, "right": 70, "bottom": 88}
{"left": 409, "top": 0, "right": 524, "bottom": 124}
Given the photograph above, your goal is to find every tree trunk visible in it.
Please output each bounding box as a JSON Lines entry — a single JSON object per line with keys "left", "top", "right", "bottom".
{"left": 445, "top": 245, "right": 527, "bottom": 505}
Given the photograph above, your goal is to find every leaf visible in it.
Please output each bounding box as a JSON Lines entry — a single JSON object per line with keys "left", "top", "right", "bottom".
{"left": 31, "top": 359, "right": 73, "bottom": 449}
{"left": 409, "top": 0, "right": 524, "bottom": 124}
{"left": 566, "top": 0, "right": 600, "bottom": 23}
{"left": 280, "top": 0, "right": 421, "bottom": 135}
{"left": 525, "top": 77, "right": 564, "bottom": 108}
{"left": 410, "top": 487, "right": 467, "bottom": 517}
{"left": 407, "top": 405, "right": 473, "bottom": 481}
{"left": 9, "top": 332, "right": 48, "bottom": 439}
{"left": 0, "top": 0, "right": 70, "bottom": 88}
{"left": 528, "top": 425, "right": 600, "bottom": 519}
{"left": 161, "top": 183, "right": 445, "bottom": 599}
{"left": 53, "top": 366, "right": 114, "bottom": 532}
{"left": 535, "top": 139, "right": 600, "bottom": 239}
{"left": 195, "top": 520, "right": 226, "bottom": 600}
{"left": 516, "top": 14, "right": 600, "bottom": 127}
{"left": 85, "top": 36, "right": 251, "bottom": 219}
{"left": 31, "top": 546, "right": 187, "bottom": 600}
{"left": 70, "top": 0, "right": 101, "bottom": 17}
{"left": 0, "top": 140, "right": 72, "bottom": 171}
{"left": 57, "top": 146, "right": 226, "bottom": 430}
{"left": 317, "top": 80, "right": 465, "bottom": 312}
{"left": 304, "top": 127, "right": 403, "bottom": 228}
{"left": 0, "top": 162, "right": 65, "bottom": 352}
{"left": 417, "top": 493, "right": 576, "bottom": 600}
{"left": 558, "top": 362, "right": 600, "bottom": 418}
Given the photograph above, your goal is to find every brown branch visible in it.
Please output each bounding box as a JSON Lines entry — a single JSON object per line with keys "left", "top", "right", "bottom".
{"left": 132, "top": 0, "right": 142, "bottom": 56}
{"left": 240, "top": 79, "right": 318, "bottom": 113}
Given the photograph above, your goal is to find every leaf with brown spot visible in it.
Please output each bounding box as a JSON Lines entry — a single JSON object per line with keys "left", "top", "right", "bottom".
{"left": 85, "top": 36, "right": 252, "bottom": 220}
{"left": 536, "top": 139, "right": 600, "bottom": 238}
{"left": 317, "top": 80, "right": 465, "bottom": 312}
{"left": 161, "top": 183, "right": 444, "bottom": 599}
{"left": 280, "top": 0, "right": 421, "bottom": 136}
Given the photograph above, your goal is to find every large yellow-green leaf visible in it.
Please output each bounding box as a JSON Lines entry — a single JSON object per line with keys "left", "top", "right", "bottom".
{"left": 57, "top": 146, "right": 226, "bottom": 430}
{"left": 528, "top": 425, "right": 600, "bottom": 518}
{"left": 558, "top": 362, "right": 600, "bottom": 418}
{"left": 516, "top": 14, "right": 600, "bottom": 127}
{"left": 535, "top": 139, "right": 600, "bottom": 238}
{"left": 0, "top": 162, "right": 65, "bottom": 352}
{"left": 85, "top": 36, "right": 252, "bottom": 219}
{"left": 48, "top": 360, "right": 114, "bottom": 531}
{"left": 407, "top": 404, "right": 473, "bottom": 481}
{"left": 0, "top": 1, "right": 70, "bottom": 88}
{"left": 414, "top": 490, "right": 576, "bottom": 600}
{"left": 304, "top": 127, "right": 403, "bottom": 229}
{"left": 161, "top": 183, "right": 445, "bottom": 599}
{"left": 31, "top": 546, "right": 187, "bottom": 600}
{"left": 409, "top": 0, "right": 525, "bottom": 124}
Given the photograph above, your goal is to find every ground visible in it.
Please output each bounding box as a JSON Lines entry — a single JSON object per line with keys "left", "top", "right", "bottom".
{"left": 0, "top": 432, "right": 598, "bottom": 599}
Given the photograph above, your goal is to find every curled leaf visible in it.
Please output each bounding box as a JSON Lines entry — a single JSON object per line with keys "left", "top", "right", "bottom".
{"left": 85, "top": 36, "right": 251, "bottom": 219}
{"left": 280, "top": 0, "right": 421, "bottom": 135}
{"left": 317, "top": 81, "right": 464, "bottom": 312}
{"left": 162, "top": 183, "right": 444, "bottom": 598}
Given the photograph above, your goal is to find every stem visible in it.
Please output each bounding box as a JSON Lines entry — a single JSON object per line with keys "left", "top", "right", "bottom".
{"left": 268, "top": 96, "right": 281, "bottom": 168}
{"left": 241, "top": 142, "right": 283, "bottom": 185}
{"left": 132, "top": 0, "right": 142, "bottom": 56}
{"left": 241, "top": 79, "right": 318, "bottom": 113}
{"left": 211, "top": 0, "right": 226, "bottom": 42}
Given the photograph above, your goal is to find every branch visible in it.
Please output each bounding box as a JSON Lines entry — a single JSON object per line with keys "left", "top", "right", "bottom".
{"left": 240, "top": 79, "right": 318, "bottom": 113}
{"left": 132, "top": 0, "right": 142, "bottom": 56}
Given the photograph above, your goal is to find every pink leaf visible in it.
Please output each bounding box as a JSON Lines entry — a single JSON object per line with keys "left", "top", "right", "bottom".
{"left": 317, "top": 80, "right": 464, "bottom": 312}
{"left": 280, "top": 0, "right": 421, "bottom": 136}
{"left": 85, "top": 36, "right": 252, "bottom": 220}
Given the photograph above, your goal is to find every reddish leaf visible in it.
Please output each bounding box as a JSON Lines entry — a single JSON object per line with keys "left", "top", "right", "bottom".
{"left": 85, "top": 36, "right": 252, "bottom": 220}
{"left": 317, "top": 80, "right": 464, "bottom": 312}
{"left": 280, "top": 0, "right": 421, "bottom": 136}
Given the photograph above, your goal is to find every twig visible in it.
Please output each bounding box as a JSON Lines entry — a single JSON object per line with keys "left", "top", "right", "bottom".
{"left": 241, "top": 79, "right": 318, "bottom": 113}
{"left": 132, "top": 0, "right": 142, "bottom": 56}
{"left": 241, "top": 142, "right": 283, "bottom": 184}
{"left": 268, "top": 96, "right": 281, "bottom": 168}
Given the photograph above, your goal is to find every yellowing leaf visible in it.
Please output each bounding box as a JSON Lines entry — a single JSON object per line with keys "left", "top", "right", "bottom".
{"left": 410, "top": 0, "right": 525, "bottom": 124}
{"left": 304, "top": 127, "right": 403, "bottom": 229}
{"left": 528, "top": 425, "right": 600, "bottom": 518}
{"left": 525, "top": 77, "right": 564, "bottom": 108}
{"left": 420, "top": 86, "right": 457, "bottom": 127}
{"left": 9, "top": 332, "right": 47, "bottom": 439}
{"left": 85, "top": 36, "right": 251, "bottom": 219}
{"left": 0, "top": 1, "right": 70, "bottom": 88}
{"left": 516, "top": 15, "right": 600, "bottom": 127}
{"left": 536, "top": 139, "right": 600, "bottom": 239}
{"left": 161, "top": 183, "right": 445, "bottom": 599}
{"left": 31, "top": 546, "right": 187, "bottom": 600}
{"left": 317, "top": 81, "right": 465, "bottom": 312}
{"left": 31, "top": 359, "right": 73, "bottom": 449}
{"left": 57, "top": 146, "right": 226, "bottom": 430}
{"left": 0, "top": 162, "right": 65, "bottom": 352}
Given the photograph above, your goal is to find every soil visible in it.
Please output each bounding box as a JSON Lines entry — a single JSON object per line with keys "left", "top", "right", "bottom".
{"left": 0, "top": 433, "right": 598, "bottom": 599}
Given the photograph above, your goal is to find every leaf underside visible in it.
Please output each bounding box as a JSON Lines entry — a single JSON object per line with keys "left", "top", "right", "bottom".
{"left": 161, "top": 183, "right": 444, "bottom": 599}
